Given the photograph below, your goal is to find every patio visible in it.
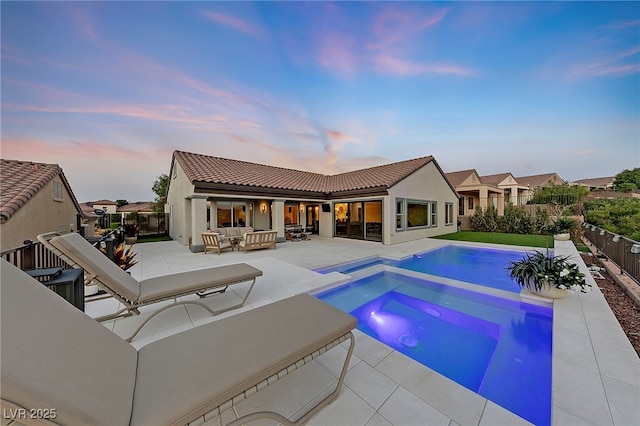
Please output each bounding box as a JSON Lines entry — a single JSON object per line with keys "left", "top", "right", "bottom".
{"left": 88, "top": 236, "right": 639, "bottom": 426}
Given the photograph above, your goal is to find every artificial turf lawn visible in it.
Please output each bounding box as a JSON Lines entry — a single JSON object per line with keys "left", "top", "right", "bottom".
{"left": 433, "top": 231, "right": 554, "bottom": 248}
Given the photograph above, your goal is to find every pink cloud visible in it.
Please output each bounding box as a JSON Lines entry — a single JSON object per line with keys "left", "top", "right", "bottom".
{"left": 318, "top": 33, "right": 359, "bottom": 75}
{"left": 201, "top": 12, "right": 266, "bottom": 39}
{"left": 325, "top": 129, "right": 355, "bottom": 142}
{"left": 373, "top": 55, "right": 473, "bottom": 76}
{"left": 605, "top": 20, "right": 640, "bottom": 30}
{"left": 0, "top": 137, "right": 150, "bottom": 165}
{"left": 314, "top": 6, "right": 470, "bottom": 78}
{"left": 570, "top": 46, "right": 640, "bottom": 78}
{"left": 369, "top": 8, "right": 448, "bottom": 51}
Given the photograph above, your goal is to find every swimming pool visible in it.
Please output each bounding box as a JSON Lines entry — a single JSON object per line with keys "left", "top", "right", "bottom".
{"left": 315, "top": 245, "right": 529, "bottom": 293}
{"left": 315, "top": 260, "right": 553, "bottom": 425}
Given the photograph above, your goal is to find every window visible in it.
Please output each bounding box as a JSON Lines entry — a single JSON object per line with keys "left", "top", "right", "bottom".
{"left": 458, "top": 197, "right": 465, "bottom": 216}
{"left": 396, "top": 199, "right": 405, "bottom": 231}
{"left": 446, "top": 203, "right": 454, "bottom": 225}
{"left": 407, "top": 201, "right": 429, "bottom": 228}
{"left": 216, "top": 201, "right": 248, "bottom": 227}
{"left": 430, "top": 202, "right": 437, "bottom": 227}
{"left": 53, "top": 180, "right": 63, "bottom": 201}
{"left": 284, "top": 203, "right": 299, "bottom": 225}
{"left": 467, "top": 197, "right": 474, "bottom": 210}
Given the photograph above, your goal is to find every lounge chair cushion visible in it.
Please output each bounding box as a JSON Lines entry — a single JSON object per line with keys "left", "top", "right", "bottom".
{"left": 1, "top": 261, "right": 138, "bottom": 426}
{"left": 50, "top": 232, "right": 141, "bottom": 301}
{"left": 138, "top": 263, "right": 263, "bottom": 301}
{"left": 131, "top": 293, "right": 356, "bottom": 425}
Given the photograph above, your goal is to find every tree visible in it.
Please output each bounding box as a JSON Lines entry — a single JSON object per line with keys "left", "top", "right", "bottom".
{"left": 614, "top": 168, "right": 640, "bottom": 192}
{"left": 531, "top": 183, "right": 589, "bottom": 216}
{"left": 115, "top": 199, "right": 129, "bottom": 207}
{"left": 151, "top": 174, "right": 169, "bottom": 214}
{"left": 152, "top": 174, "right": 169, "bottom": 198}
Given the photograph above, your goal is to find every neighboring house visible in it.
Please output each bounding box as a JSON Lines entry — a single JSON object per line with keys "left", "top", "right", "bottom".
{"left": 118, "top": 201, "right": 165, "bottom": 235}
{"left": 117, "top": 201, "right": 155, "bottom": 217}
{"left": 87, "top": 199, "right": 118, "bottom": 214}
{"left": 572, "top": 176, "right": 615, "bottom": 191}
{"left": 514, "top": 172, "right": 565, "bottom": 199}
{"left": 445, "top": 169, "right": 505, "bottom": 218}
{"left": 480, "top": 172, "right": 531, "bottom": 207}
{"left": 0, "top": 159, "right": 82, "bottom": 252}
{"left": 166, "top": 150, "right": 459, "bottom": 250}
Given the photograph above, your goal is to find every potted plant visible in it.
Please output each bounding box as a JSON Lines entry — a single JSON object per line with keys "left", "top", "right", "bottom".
{"left": 507, "top": 250, "right": 591, "bottom": 298}
{"left": 547, "top": 217, "right": 576, "bottom": 241}
{"left": 123, "top": 224, "right": 139, "bottom": 245}
{"left": 100, "top": 243, "right": 138, "bottom": 271}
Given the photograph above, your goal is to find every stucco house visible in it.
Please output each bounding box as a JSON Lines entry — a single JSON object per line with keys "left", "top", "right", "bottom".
{"left": 571, "top": 176, "right": 615, "bottom": 191}
{"left": 515, "top": 172, "right": 565, "bottom": 192}
{"left": 445, "top": 169, "right": 505, "bottom": 219}
{"left": 166, "top": 151, "right": 459, "bottom": 251}
{"left": 0, "top": 159, "right": 82, "bottom": 252}
{"left": 479, "top": 172, "right": 531, "bottom": 206}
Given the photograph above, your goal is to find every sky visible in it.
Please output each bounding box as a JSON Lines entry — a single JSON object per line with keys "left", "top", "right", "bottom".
{"left": 1, "top": 1, "right": 639, "bottom": 202}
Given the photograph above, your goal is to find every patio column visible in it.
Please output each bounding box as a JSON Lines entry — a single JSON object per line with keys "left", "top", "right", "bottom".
{"left": 190, "top": 196, "right": 208, "bottom": 252}
{"left": 272, "top": 200, "right": 286, "bottom": 242}
{"left": 479, "top": 188, "right": 489, "bottom": 209}
{"left": 510, "top": 187, "right": 519, "bottom": 205}
{"left": 497, "top": 192, "right": 505, "bottom": 215}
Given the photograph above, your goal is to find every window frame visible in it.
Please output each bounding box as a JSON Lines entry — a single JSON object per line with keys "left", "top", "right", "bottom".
{"left": 52, "top": 180, "right": 63, "bottom": 202}
{"left": 395, "top": 198, "right": 405, "bottom": 231}
{"left": 445, "top": 202, "right": 454, "bottom": 226}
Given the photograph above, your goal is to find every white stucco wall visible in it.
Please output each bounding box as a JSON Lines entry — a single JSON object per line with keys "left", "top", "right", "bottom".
{"left": 0, "top": 178, "right": 79, "bottom": 252}
{"left": 166, "top": 161, "right": 196, "bottom": 246}
{"left": 386, "top": 162, "right": 458, "bottom": 245}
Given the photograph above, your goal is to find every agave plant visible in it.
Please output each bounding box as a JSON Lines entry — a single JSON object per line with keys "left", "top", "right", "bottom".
{"left": 101, "top": 243, "right": 139, "bottom": 271}
{"left": 507, "top": 250, "right": 591, "bottom": 293}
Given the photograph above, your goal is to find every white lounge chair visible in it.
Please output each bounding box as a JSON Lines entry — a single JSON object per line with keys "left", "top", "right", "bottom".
{"left": 0, "top": 259, "right": 356, "bottom": 425}
{"left": 37, "top": 232, "right": 262, "bottom": 341}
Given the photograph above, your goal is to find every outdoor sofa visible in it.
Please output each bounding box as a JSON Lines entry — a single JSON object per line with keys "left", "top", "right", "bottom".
{"left": 37, "top": 232, "right": 262, "bottom": 341}
{"left": 0, "top": 259, "right": 357, "bottom": 425}
{"left": 238, "top": 230, "right": 278, "bottom": 253}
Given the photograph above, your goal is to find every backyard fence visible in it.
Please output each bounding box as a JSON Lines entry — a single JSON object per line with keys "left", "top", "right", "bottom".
{"left": 99, "top": 213, "right": 169, "bottom": 237}
{"left": 582, "top": 223, "right": 640, "bottom": 285}
{"left": 1, "top": 229, "right": 123, "bottom": 271}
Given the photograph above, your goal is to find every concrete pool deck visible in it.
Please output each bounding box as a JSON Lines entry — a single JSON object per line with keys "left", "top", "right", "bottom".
{"left": 87, "top": 236, "right": 639, "bottom": 425}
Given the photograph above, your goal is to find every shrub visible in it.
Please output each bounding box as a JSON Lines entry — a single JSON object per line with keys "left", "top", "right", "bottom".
{"left": 470, "top": 205, "right": 500, "bottom": 232}
{"left": 501, "top": 203, "right": 532, "bottom": 234}
{"left": 532, "top": 207, "right": 549, "bottom": 235}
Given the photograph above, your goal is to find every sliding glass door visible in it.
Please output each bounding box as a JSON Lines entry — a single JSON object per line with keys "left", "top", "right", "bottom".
{"left": 334, "top": 200, "right": 382, "bottom": 242}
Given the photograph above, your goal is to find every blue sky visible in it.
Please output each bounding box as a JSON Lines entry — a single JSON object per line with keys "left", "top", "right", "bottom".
{"left": 1, "top": 1, "right": 638, "bottom": 202}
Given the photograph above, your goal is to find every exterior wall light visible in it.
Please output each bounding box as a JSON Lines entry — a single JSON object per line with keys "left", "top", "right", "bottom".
{"left": 631, "top": 244, "right": 640, "bottom": 254}
{"left": 612, "top": 235, "right": 621, "bottom": 242}
{"left": 261, "top": 205, "right": 266, "bottom": 213}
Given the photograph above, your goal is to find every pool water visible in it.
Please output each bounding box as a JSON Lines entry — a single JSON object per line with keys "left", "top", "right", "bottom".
{"left": 315, "top": 245, "right": 529, "bottom": 293}
{"left": 316, "top": 271, "right": 552, "bottom": 426}
{"left": 398, "top": 245, "right": 527, "bottom": 293}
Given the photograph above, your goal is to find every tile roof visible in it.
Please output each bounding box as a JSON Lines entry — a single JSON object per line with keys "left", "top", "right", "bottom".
{"left": 480, "top": 172, "right": 512, "bottom": 186}
{"left": 0, "top": 159, "right": 81, "bottom": 222}
{"left": 514, "top": 172, "right": 563, "bottom": 187}
{"left": 572, "top": 176, "right": 615, "bottom": 188}
{"left": 118, "top": 201, "right": 154, "bottom": 212}
{"left": 173, "top": 151, "right": 436, "bottom": 195}
{"left": 444, "top": 169, "right": 478, "bottom": 186}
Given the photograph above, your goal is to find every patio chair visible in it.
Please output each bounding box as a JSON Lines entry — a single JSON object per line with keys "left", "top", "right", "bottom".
{"left": 202, "top": 232, "right": 233, "bottom": 254}
{"left": 37, "top": 232, "right": 262, "bottom": 341}
{"left": 0, "top": 259, "right": 356, "bottom": 426}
